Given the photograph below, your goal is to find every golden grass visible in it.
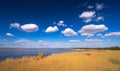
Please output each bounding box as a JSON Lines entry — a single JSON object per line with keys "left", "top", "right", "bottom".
{"left": 0, "top": 50, "right": 120, "bottom": 71}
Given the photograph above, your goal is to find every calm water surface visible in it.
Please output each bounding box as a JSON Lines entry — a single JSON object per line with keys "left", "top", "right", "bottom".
{"left": 0, "top": 48, "right": 84, "bottom": 61}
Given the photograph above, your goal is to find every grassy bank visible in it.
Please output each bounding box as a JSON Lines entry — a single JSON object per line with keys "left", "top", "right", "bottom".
{"left": 0, "top": 50, "right": 120, "bottom": 71}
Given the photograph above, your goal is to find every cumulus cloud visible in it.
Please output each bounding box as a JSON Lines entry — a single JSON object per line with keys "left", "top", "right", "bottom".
{"left": 105, "top": 32, "right": 120, "bottom": 37}
{"left": 96, "top": 4, "right": 104, "bottom": 10}
{"left": 10, "top": 23, "right": 39, "bottom": 32}
{"left": 79, "top": 11, "right": 96, "bottom": 19}
{"left": 61, "top": 28, "right": 77, "bottom": 36}
{"left": 6, "top": 33, "right": 14, "bottom": 37}
{"left": 57, "top": 20, "right": 67, "bottom": 27}
{"left": 80, "top": 3, "right": 105, "bottom": 23}
{"left": 79, "top": 24, "right": 108, "bottom": 37}
{"left": 85, "top": 39, "right": 103, "bottom": 42}
{"left": 79, "top": 3, "right": 105, "bottom": 23}
{"left": 45, "top": 26, "right": 59, "bottom": 33}
{"left": 69, "top": 40, "right": 81, "bottom": 43}
{"left": 20, "top": 24, "right": 39, "bottom": 32}
{"left": 10, "top": 23, "right": 20, "bottom": 29}
{"left": 79, "top": 11, "right": 96, "bottom": 23}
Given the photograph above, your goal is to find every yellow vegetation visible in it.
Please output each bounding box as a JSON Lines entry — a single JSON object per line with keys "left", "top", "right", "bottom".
{"left": 0, "top": 50, "right": 120, "bottom": 71}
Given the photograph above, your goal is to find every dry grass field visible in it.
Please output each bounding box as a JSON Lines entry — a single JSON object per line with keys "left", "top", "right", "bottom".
{"left": 0, "top": 50, "right": 120, "bottom": 71}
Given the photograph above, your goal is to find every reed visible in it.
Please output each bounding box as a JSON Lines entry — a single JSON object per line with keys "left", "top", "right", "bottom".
{"left": 0, "top": 50, "right": 120, "bottom": 71}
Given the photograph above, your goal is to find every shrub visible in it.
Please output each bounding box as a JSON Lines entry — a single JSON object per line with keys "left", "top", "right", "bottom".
{"left": 37, "top": 53, "right": 45, "bottom": 58}
{"left": 85, "top": 53, "right": 91, "bottom": 56}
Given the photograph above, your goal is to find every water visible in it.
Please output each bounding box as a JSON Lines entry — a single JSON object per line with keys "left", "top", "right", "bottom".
{"left": 0, "top": 48, "right": 84, "bottom": 61}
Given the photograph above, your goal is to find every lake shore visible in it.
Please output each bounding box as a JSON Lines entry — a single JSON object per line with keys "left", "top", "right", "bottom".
{"left": 0, "top": 50, "right": 120, "bottom": 71}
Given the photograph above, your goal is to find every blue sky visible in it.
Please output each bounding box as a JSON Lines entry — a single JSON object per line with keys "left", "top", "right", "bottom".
{"left": 0, "top": 0, "right": 120, "bottom": 48}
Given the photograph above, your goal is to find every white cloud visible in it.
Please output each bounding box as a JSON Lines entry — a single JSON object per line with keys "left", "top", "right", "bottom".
{"left": 57, "top": 20, "right": 67, "bottom": 27}
{"left": 15, "top": 39, "right": 32, "bottom": 43}
{"left": 96, "top": 34, "right": 102, "bottom": 37}
{"left": 10, "top": 23, "right": 20, "bottom": 29}
{"left": 96, "top": 16, "right": 104, "bottom": 21}
{"left": 96, "top": 4, "right": 104, "bottom": 10}
{"left": 79, "top": 11, "right": 96, "bottom": 19}
{"left": 14, "top": 39, "right": 50, "bottom": 48}
{"left": 38, "top": 40, "right": 46, "bottom": 43}
{"left": 80, "top": 33, "right": 94, "bottom": 37}
{"left": 85, "top": 39, "right": 103, "bottom": 42}
{"left": 83, "top": 18, "right": 92, "bottom": 23}
{"left": 96, "top": 34, "right": 105, "bottom": 38}
{"left": 38, "top": 40, "right": 49, "bottom": 45}
{"left": 1, "top": 39, "right": 119, "bottom": 48}
{"left": 10, "top": 23, "right": 39, "bottom": 33}
{"left": 87, "top": 3, "right": 104, "bottom": 10}
{"left": 69, "top": 40, "right": 81, "bottom": 43}
{"left": 79, "top": 11, "right": 96, "bottom": 23}
{"left": 105, "top": 32, "right": 120, "bottom": 37}
{"left": 45, "top": 26, "right": 59, "bottom": 33}
{"left": 79, "top": 24, "right": 108, "bottom": 37}
{"left": 61, "top": 28, "right": 77, "bottom": 36}
{"left": 87, "top": 5, "right": 94, "bottom": 9}
{"left": 79, "top": 4, "right": 104, "bottom": 23}
{"left": 6, "top": 33, "right": 14, "bottom": 37}
{"left": 0, "top": 42, "right": 4, "bottom": 44}
{"left": 20, "top": 24, "right": 39, "bottom": 32}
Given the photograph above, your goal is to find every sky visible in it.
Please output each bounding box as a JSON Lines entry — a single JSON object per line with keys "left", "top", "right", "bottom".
{"left": 0, "top": 0, "right": 120, "bottom": 48}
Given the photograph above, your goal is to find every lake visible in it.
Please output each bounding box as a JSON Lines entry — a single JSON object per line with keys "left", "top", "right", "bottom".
{"left": 0, "top": 48, "right": 84, "bottom": 61}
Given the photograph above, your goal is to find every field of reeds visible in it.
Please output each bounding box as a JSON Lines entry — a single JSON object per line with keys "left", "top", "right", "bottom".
{"left": 0, "top": 50, "right": 120, "bottom": 71}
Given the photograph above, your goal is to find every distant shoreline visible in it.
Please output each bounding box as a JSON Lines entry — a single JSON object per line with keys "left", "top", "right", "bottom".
{"left": 68, "top": 47, "right": 120, "bottom": 50}
{"left": 0, "top": 46, "right": 120, "bottom": 50}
